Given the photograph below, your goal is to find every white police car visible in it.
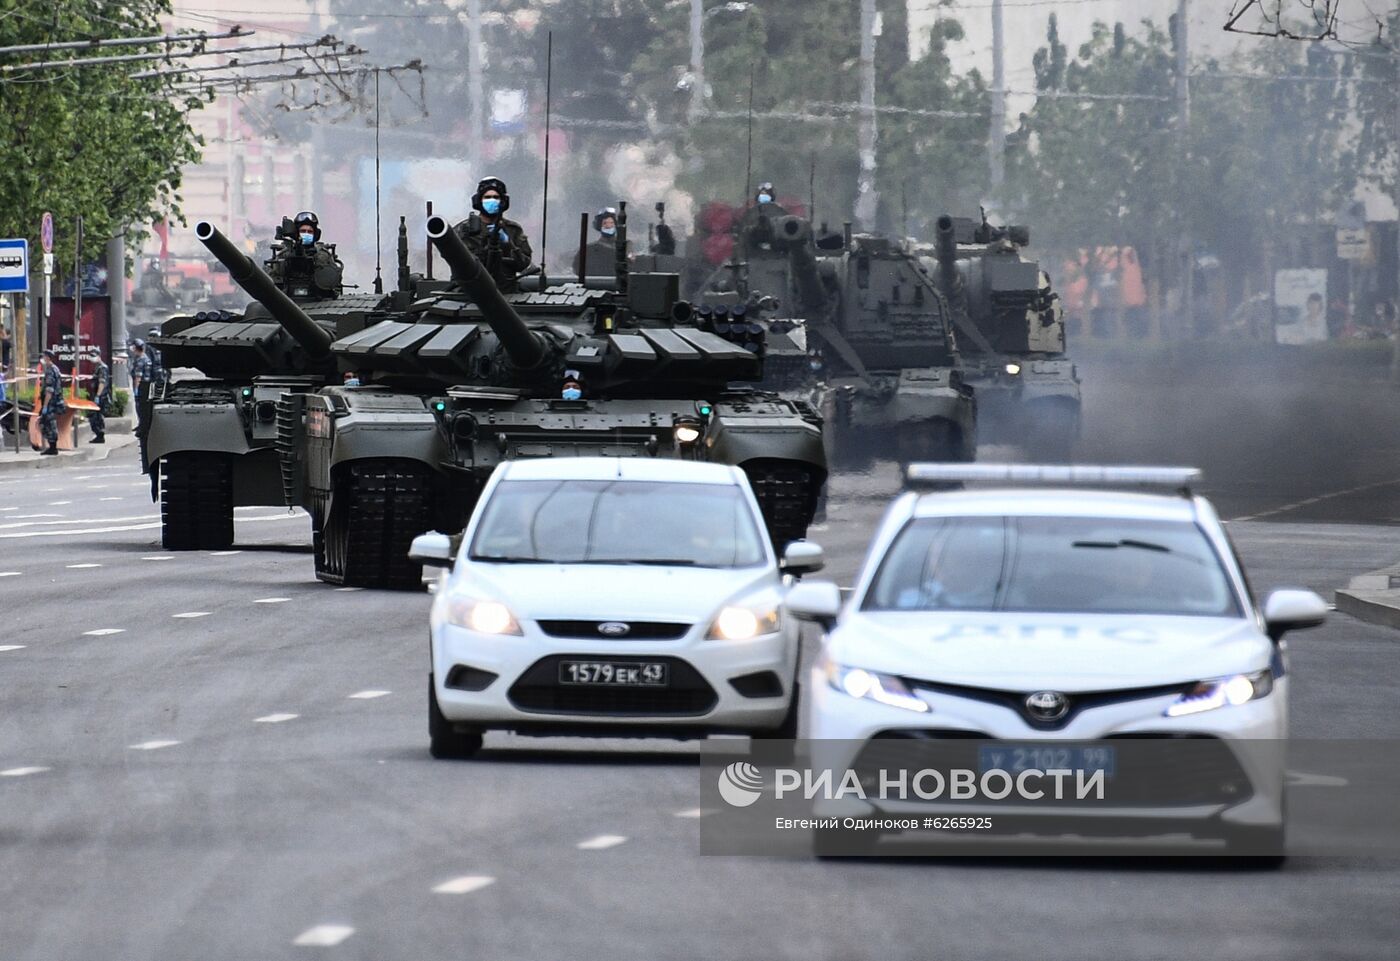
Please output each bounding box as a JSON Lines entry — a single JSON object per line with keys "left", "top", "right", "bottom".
{"left": 786, "top": 465, "right": 1327, "bottom": 856}
{"left": 411, "top": 457, "right": 823, "bottom": 758}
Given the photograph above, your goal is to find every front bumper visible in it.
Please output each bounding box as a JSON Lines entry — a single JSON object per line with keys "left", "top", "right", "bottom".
{"left": 432, "top": 622, "right": 797, "bottom": 734}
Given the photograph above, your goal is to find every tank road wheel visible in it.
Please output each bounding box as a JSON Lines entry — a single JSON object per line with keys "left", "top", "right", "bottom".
{"left": 744, "top": 460, "right": 824, "bottom": 550}
{"left": 159, "top": 453, "right": 235, "bottom": 551}
{"left": 316, "top": 461, "right": 432, "bottom": 590}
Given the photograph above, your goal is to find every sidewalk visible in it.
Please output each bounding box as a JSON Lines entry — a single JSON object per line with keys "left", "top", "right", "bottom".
{"left": 0, "top": 418, "right": 137, "bottom": 473}
{"left": 1335, "top": 564, "right": 1400, "bottom": 632}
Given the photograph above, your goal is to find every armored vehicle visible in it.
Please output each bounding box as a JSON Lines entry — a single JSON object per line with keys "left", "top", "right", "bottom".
{"left": 919, "top": 214, "right": 1080, "bottom": 459}
{"left": 199, "top": 205, "right": 827, "bottom": 589}
{"left": 705, "top": 213, "right": 976, "bottom": 466}
{"left": 144, "top": 222, "right": 382, "bottom": 551}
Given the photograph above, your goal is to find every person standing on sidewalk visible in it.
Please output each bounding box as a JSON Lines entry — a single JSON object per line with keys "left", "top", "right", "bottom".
{"left": 38, "top": 349, "right": 66, "bottom": 455}
{"left": 87, "top": 353, "right": 110, "bottom": 444}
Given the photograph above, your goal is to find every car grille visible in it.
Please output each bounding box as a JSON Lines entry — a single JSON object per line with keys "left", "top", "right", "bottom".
{"left": 507, "top": 655, "right": 717, "bottom": 716}
{"left": 535, "top": 619, "right": 691, "bottom": 640}
{"left": 850, "top": 732, "right": 1253, "bottom": 808}
{"left": 905, "top": 678, "right": 1193, "bottom": 731}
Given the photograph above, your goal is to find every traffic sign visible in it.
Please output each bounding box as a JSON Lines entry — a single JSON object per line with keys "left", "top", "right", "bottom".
{"left": 0, "top": 238, "right": 28, "bottom": 293}
{"left": 40, "top": 211, "right": 53, "bottom": 254}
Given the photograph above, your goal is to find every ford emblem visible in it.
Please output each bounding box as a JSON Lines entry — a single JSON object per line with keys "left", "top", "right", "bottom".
{"left": 1024, "top": 690, "right": 1069, "bottom": 721}
{"left": 597, "top": 621, "right": 631, "bottom": 637}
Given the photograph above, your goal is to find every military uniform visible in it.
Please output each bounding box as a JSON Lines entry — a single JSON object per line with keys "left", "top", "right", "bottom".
{"left": 88, "top": 358, "right": 110, "bottom": 442}
{"left": 737, "top": 201, "right": 791, "bottom": 255}
{"left": 39, "top": 361, "right": 66, "bottom": 451}
{"left": 266, "top": 241, "right": 343, "bottom": 299}
{"left": 130, "top": 350, "right": 152, "bottom": 429}
{"left": 453, "top": 214, "right": 533, "bottom": 292}
{"left": 573, "top": 239, "right": 627, "bottom": 277}
{"left": 145, "top": 343, "right": 167, "bottom": 390}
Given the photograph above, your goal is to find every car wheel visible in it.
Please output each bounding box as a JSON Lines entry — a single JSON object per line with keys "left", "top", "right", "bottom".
{"left": 428, "top": 675, "right": 483, "bottom": 760}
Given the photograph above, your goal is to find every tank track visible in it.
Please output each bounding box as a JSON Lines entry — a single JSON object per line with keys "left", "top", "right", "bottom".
{"left": 314, "top": 460, "right": 431, "bottom": 590}
{"left": 743, "top": 459, "right": 824, "bottom": 549}
{"left": 160, "top": 453, "right": 235, "bottom": 550}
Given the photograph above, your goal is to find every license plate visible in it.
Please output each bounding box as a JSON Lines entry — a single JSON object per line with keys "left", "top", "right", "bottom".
{"left": 558, "top": 660, "right": 668, "bottom": 687}
{"left": 978, "top": 744, "right": 1116, "bottom": 778}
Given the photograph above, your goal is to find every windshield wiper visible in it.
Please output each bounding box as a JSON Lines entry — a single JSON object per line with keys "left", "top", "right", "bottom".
{"left": 575, "top": 558, "right": 702, "bottom": 566}
{"left": 469, "top": 555, "right": 551, "bottom": 564}
{"left": 1072, "top": 539, "right": 1171, "bottom": 553}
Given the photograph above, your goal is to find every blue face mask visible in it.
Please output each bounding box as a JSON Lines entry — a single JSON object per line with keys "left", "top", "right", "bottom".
{"left": 481, "top": 197, "right": 502, "bottom": 216}
{"left": 600, "top": 226, "right": 616, "bottom": 237}
{"left": 299, "top": 233, "right": 315, "bottom": 246}
{"left": 562, "top": 387, "right": 582, "bottom": 401}
{"left": 757, "top": 194, "right": 773, "bottom": 204}
{"left": 344, "top": 377, "right": 360, "bottom": 387}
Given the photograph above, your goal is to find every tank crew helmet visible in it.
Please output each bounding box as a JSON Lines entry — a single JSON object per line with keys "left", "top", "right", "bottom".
{"left": 593, "top": 207, "right": 618, "bottom": 236}
{"left": 561, "top": 368, "right": 583, "bottom": 400}
{"left": 129, "top": 338, "right": 145, "bottom": 349}
{"left": 755, "top": 182, "right": 775, "bottom": 204}
{"left": 293, "top": 210, "right": 321, "bottom": 244}
{"left": 147, "top": 326, "right": 161, "bottom": 338}
{"left": 472, "top": 176, "right": 510, "bottom": 217}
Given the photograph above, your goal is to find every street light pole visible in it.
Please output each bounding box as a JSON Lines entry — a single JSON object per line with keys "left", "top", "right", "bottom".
{"left": 989, "top": 0, "right": 1006, "bottom": 198}
{"left": 855, "top": 0, "right": 879, "bottom": 229}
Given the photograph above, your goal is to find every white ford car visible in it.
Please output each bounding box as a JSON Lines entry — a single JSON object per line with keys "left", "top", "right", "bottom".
{"left": 786, "top": 465, "right": 1327, "bottom": 857}
{"left": 412, "top": 457, "right": 823, "bottom": 759}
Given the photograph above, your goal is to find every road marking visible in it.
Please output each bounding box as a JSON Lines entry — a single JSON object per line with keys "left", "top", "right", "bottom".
{"left": 0, "top": 767, "right": 50, "bottom": 777}
{"left": 0, "top": 572, "right": 20, "bottom": 577}
{"left": 0, "top": 645, "right": 25, "bottom": 652}
{"left": 0, "top": 513, "right": 305, "bottom": 540}
{"left": 8, "top": 513, "right": 61, "bottom": 519}
{"left": 576, "top": 834, "right": 627, "bottom": 850}
{"left": 83, "top": 629, "right": 125, "bottom": 637}
{"left": 254, "top": 597, "right": 291, "bottom": 604}
{"left": 99, "top": 497, "right": 122, "bottom": 501}
{"left": 172, "top": 612, "right": 210, "bottom": 619}
{"left": 254, "top": 713, "right": 299, "bottom": 724}
{"left": 66, "top": 563, "right": 102, "bottom": 569}
{"left": 0, "top": 507, "right": 15, "bottom": 512}
{"left": 1233, "top": 477, "right": 1400, "bottom": 522}
{"left": 128, "top": 740, "right": 181, "bottom": 751}
{"left": 334, "top": 587, "right": 362, "bottom": 592}
{"left": 292, "top": 925, "right": 355, "bottom": 947}
{"left": 143, "top": 555, "right": 174, "bottom": 561}
{"left": 347, "top": 690, "right": 390, "bottom": 700}
{"left": 673, "top": 808, "right": 713, "bottom": 819}
{"left": 1286, "top": 770, "right": 1350, "bottom": 788}
{"left": 43, "top": 487, "right": 61, "bottom": 492}
{"left": 1, "top": 515, "right": 155, "bottom": 530}
{"left": 210, "top": 550, "right": 242, "bottom": 556}
{"left": 48, "top": 500, "right": 72, "bottom": 505}
{"left": 432, "top": 875, "right": 496, "bottom": 895}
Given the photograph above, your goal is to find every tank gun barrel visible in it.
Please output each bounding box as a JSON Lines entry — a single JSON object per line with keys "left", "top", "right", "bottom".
{"left": 771, "top": 215, "right": 826, "bottom": 313}
{"left": 934, "top": 214, "right": 968, "bottom": 317}
{"left": 425, "top": 215, "right": 547, "bottom": 369}
{"left": 195, "top": 221, "right": 333, "bottom": 360}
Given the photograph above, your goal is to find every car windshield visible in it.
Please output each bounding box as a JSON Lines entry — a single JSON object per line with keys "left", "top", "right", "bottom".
{"left": 862, "top": 515, "right": 1240, "bottom": 617}
{"left": 469, "top": 479, "right": 767, "bottom": 568}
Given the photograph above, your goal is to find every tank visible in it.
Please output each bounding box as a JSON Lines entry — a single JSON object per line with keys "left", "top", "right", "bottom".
{"left": 919, "top": 213, "right": 1081, "bottom": 459}
{"left": 198, "top": 203, "right": 827, "bottom": 589}
{"left": 142, "top": 221, "right": 384, "bottom": 550}
{"left": 704, "top": 212, "right": 976, "bottom": 467}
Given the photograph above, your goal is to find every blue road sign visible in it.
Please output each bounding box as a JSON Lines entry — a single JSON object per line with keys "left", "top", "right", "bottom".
{"left": 0, "top": 238, "right": 29, "bottom": 294}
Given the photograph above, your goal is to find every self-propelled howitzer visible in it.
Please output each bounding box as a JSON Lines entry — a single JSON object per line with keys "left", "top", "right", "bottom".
{"left": 251, "top": 209, "right": 826, "bottom": 588}
{"left": 142, "top": 222, "right": 385, "bottom": 551}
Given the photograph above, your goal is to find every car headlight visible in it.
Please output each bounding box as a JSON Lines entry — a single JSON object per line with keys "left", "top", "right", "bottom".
{"left": 442, "top": 594, "right": 523, "bottom": 636}
{"left": 822, "top": 655, "right": 928, "bottom": 713}
{"left": 706, "top": 604, "right": 781, "bottom": 640}
{"left": 1163, "top": 669, "right": 1273, "bottom": 717}
{"left": 1004, "top": 362, "right": 1022, "bottom": 375}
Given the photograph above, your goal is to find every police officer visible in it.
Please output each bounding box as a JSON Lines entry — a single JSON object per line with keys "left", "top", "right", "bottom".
{"left": 87, "top": 353, "right": 111, "bottom": 444}
{"left": 146, "top": 327, "right": 169, "bottom": 391}
{"left": 128, "top": 339, "right": 151, "bottom": 428}
{"left": 37, "top": 349, "right": 66, "bottom": 455}
{"left": 573, "top": 207, "right": 624, "bottom": 277}
{"left": 268, "top": 211, "right": 344, "bottom": 298}
{"left": 453, "top": 176, "right": 533, "bottom": 292}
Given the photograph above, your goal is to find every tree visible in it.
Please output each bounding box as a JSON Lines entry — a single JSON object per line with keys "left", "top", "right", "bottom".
{"left": 0, "top": 0, "right": 206, "bottom": 273}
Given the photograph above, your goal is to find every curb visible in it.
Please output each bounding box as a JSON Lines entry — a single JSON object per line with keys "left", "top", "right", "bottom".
{"left": 0, "top": 434, "right": 137, "bottom": 473}
{"left": 1334, "top": 567, "right": 1400, "bottom": 632}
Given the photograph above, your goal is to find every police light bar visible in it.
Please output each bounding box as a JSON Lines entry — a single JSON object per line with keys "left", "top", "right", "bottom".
{"left": 905, "top": 463, "right": 1202, "bottom": 494}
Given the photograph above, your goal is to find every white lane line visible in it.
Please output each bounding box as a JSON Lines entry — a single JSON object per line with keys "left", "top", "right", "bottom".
{"left": 210, "top": 550, "right": 242, "bottom": 556}
{"left": 8, "top": 513, "right": 61, "bottom": 520}
{"left": 0, "top": 767, "right": 50, "bottom": 777}
{"left": 48, "top": 500, "right": 72, "bottom": 506}
{"left": 1, "top": 516, "right": 154, "bottom": 531}
{"left": 0, "top": 572, "right": 21, "bottom": 578}
{"left": 672, "top": 808, "right": 713, "bottom": 819}
{"left": 172, "top": 612, "right": 210, "bottom": 619}
{"left": 0, "top": 507, "right": 16, "bottom": 512}
{"left": 334, "top": 587, "right": 362, "bottom": 592}
{"left": 432, "top": 875, "right": 495, "bottom": 895}
{"left": 347, "top": 690, "right": 390, "bottom": 700}
{"left": 99, "top": 497, "right": 123, "bottom": 501}
{"left": 254, "top": 713, "right": 299, "bottom": 724}
{"left": 83, "top": 629, "right": 125, "bottom": 637}
{"left": 576, "top": 834, "right": 628, "bottom": 850}
{"left": 292, "top": 925, "right": 355, "bottom": 947}
{"left": 0, "top": 513, "right": 305, "bottom": 540}
{"left": 42, "top": 487, "right": 61, "bottom": 492}
{"left": 1232, "top": 477, "right": 1400, "bottom": 522}
{"left": 66, "top": 563, "right": 102, "bottom": 569}
{"left": 0, "top": 645, "right": 25, "bottom": 652}
{"left": 128, "top": 740, "right": 181, "bottom": 751}
{"left": 143, "top": 555, "right": 174, "bottom": 561}
{"left": 253, "top": 597, "right": 291, "bottom": 604}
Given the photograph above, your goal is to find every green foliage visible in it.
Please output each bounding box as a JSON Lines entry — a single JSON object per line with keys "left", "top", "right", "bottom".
{"left": 0, "top": 0, "right": 206, "bottom": 271}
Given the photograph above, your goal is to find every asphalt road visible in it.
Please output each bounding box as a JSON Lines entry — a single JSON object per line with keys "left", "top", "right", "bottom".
{"left": 2, "top": 357, "right": 1400, "bottom": 960}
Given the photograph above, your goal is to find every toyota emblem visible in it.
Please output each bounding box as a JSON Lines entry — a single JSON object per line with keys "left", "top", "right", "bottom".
{"left": 1024, "top": 690, "right": 1069, "bottom": 721}
{"left": 597, "top": 621, "right": 631, "bottom": 637}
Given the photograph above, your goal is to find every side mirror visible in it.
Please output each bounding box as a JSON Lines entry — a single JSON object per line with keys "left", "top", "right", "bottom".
{"left": 1262, "top": 589, "right": 1327, "bottom": 641}
{"left": 409, "top": 531, "right": 455, "bottom": 568}
{"left": 781, "top": 541, "right": 825, "bottom": 576}
{"left": 785, "top": 580, "right": 842, "bottom": 629}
